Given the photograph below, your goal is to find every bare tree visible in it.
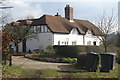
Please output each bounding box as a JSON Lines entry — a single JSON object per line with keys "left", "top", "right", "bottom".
{"left": 96, "top": 10, "right": 117, "bottom": 53}
{"left": 3, "top": 22, "right": 37, "bottom": 53}
{"left": 0, "top": 2, "right": 13, "bottom": 28}
{"left": 117, "top": 33, "right": 120, "bottom": 47}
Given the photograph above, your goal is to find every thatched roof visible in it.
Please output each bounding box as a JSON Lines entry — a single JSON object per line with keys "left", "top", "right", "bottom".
{"left": 13, "top": 14, "right": 103, "bottom": 36}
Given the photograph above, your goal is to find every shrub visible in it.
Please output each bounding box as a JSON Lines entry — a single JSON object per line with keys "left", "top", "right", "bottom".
{"left": 77, "top": 54, "right": 87, "bottom": 69}
{"left": 116, "top": 47, "right": 120, "bottom": 64}
{"left": 46, "top": 45, "right": 55, "bottom": 54}
{"left": 54, "top": 46, "right": 79, "bottom": 57}
{"left": 62, "top": 58, "right": 77, "bottom": 63}
{"left": 54, "top": 45, "right": 104, "bottom": 58}
{"left": 32, "top": 49, "right": 41, "bottom": 53}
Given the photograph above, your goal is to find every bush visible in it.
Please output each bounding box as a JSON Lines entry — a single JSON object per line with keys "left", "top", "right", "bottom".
{"left": 46, "top": 45, "right": 55, "bottom": 54}
{"left": 54, "top": 45, "right": 104, "bottom": 58}
{"left": 25, "top": 54, "right": 77, "bottom": 63}
{"left": 32, "top": 49, "right": 41, "bottom": 53}
{"left": 54, "top": 46, "right": 79, "bottom": 57}
{"left": 77, "top": 54, "right": 87, "bottom": 69}
{"left": 62, "top": 58, "right": 77, "bottom": 63}
{"left": 116, "top": 48, "right": 120, "bottom": 64}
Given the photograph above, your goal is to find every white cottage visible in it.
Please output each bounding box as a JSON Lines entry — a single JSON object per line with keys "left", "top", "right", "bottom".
{"left": 12, "top": 5, "right": 102, "bottom": 52}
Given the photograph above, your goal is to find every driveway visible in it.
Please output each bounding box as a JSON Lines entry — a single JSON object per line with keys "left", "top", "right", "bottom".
{"left": 12, "top": 56, "right": 77, "bottom": 70}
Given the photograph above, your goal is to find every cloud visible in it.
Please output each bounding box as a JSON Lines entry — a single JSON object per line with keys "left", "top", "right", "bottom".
{"left": 2, "top": 0, "right": 43, "bottom": 21}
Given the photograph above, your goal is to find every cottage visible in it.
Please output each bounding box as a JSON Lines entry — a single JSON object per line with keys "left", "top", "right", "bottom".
{"left": 11, "top": 5, "right": 102, "bottom": 52}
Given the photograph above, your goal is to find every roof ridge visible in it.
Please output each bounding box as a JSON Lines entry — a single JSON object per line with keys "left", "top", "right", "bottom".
{"left": 74, "top": 19, "right": 89, "bottom": 21}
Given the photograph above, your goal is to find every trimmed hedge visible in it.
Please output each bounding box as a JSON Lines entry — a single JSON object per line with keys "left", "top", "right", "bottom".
{"left": 77, "top": 54, "right": 87, "bottom": 69}
{"left": 117, "top": 48, "right": 120, "bottom": 64}
{"left": 25, "top": 54, "right": 77, "bottom": 63}
{"left": 54, "top": 45, "right": 104, "bottom": 57}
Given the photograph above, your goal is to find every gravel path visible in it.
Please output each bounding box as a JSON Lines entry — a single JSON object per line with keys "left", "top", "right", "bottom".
{"left": 12, "top": 56, "right": 77, "bottom": 70}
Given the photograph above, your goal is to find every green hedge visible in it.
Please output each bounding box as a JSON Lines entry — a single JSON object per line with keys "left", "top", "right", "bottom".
{"left": 116, "top": 48, "right": 120, "bottom": 64}
{"left": 54, "top": 45, "right": 104, "bottom": 57}
{"left": 77, "top": 54, "right": 87, "bottom": 69}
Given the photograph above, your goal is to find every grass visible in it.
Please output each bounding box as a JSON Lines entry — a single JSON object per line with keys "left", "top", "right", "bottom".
{"left": 37, "top": 64, "right": 119, "bottom": 78}
{"left": 38, "top": 64, "right": 119, "bottom": 78}
{"left": 40, "top": 68, "right": 61, "bottom": 78}
{"left": 2, "top": 64, "right": 119, "bottom": 78}
{"left": 2, "top": 65, "right": 37, "bottom": 78}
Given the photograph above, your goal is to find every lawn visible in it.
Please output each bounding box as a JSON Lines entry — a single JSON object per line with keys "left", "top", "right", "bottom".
{"left": 40, "top": 64, "right": 119, "bottom": 78}
{"left": 2, "top": 64, "right": 119, "bottom": 78}
{"left": 2, "top": 65, "right": 38, "bottom": 78}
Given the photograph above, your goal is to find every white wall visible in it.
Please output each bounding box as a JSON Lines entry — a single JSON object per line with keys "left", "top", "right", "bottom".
{"left": 16, "top": 27, "right": 101, "bottom": 52}
{"left": 54, "top": 33, "right": 84, "bottom": 45}
{"left": 54, "top": 29, "right": 101, "bottom": 46}
{"left": 84, "top": 30, "right": 101, "bottom": 46}
{"left": 26, "top": 37, "right": 40, "bottom": 52}
{"left": 84, "top": 36, "right": 100, "bottom": 46}
{"left": 37, "top": 33, "right": 53, "bottom": 51}
{"left": 26, "top": 32, "right": 53, "bottom": 52}
{"left": 54, "top": 28, "right": 84, "bottom": 45}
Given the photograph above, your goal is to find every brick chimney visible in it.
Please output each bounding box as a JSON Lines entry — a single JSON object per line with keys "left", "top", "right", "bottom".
{"left": 65, "top": 5, "right": 73, "bottom": 21}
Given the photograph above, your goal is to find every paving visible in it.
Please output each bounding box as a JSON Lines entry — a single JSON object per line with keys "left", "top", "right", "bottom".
{"left": 12, "top": 56, "right": 77, "bottom": 70}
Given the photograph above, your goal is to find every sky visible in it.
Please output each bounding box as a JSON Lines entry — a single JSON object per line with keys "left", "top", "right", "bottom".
{"left": 0, "top": 0, "right": 119, "bottom": 23}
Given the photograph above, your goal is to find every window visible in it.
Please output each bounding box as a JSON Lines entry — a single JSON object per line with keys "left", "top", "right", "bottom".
{"left": 43, "top": 26, "right": 45, "bottom": 32}
{"left": 72, "top": 41, "right": 76, "bottom": 45}
{"left": 66, "top": 41, "right": 69, "bottom": 45}
{"left": 65, "top": 42, "right": 67, "bottom": 45}
{"left": 45, "top": 26, "right": 48, "bottom": 32}
{"left": 31, "top": 26, "right": 34, "bottom": 33}
{"left": 39, "top": 27, "right": 41, "bottom": 33}
{"left": 93, "top": 41, "right": 96, "bottom": 45}
{"left": 33, "top": 26, "right": 37, "bottom": 32}
{"left": 87, "top": 41, "right": 91, "bottom": 45}
{"left": 36, "top": 26, "right": 39, "bottom": 33}
{"left": 58, "top": 41, "right": 60, "bottom": 45}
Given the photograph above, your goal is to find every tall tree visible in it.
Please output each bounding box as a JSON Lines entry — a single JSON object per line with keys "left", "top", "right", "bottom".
{"left": 2, "top": 32, "right": 11, "bottom": 65}
{"left": 96, "top": 10, "right": 117, "bottom": 52}
{"left": 117, "top": 33, "right": 120, "bottom": 47}
{"left": 3, "top": 21, "right": 37, "bottom": 52}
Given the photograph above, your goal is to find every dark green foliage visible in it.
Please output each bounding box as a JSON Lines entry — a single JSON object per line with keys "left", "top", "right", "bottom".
{"left": 54, "top": 45, "right": 104, "bottom": 58}
{"left": 77, "top": 54, "right": 87, "bottom": 69}
{"left": 25, "top": 54, "right": 77, "bottom": 63}
{"left": 62, "top": 58, "right": 77, "bottom": 63}
{"left": 54, "top": 46, "right": 79, "bottom": 57}
{"left": 46, "top": 45, "right": 55, "bottom": 54}
{"left": 116, "top": 48, "right": 120, "bottom": 64}
{"left": 117, "top": 33, "right": 120, "bottom": 47}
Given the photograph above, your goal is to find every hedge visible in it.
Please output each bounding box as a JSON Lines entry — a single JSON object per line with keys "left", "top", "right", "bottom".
{"left": 54, "top": 45, "right": 104, "bottom": 58}
{"left": 77, "top": 54, "right": 87, "bottom": 69}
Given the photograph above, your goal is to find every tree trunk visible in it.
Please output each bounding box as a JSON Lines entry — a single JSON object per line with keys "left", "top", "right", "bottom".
{"left": 22, "top": 39, "right": 26, "bottom": 52}
{"left": 104, "top": 36, "right": 107, "bottom": 53}
{"left": 104, "top": 45, "right": 107, "bottom": 53}
{"left": 15, "top": 42, "right": 19, "bottom": 53}
{"left": 9, "top": 54, "right": 12, "bottom": 66}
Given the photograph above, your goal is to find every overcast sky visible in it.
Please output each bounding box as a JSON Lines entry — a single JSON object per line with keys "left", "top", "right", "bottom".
{"left": 0, "top": 0, "right": 119, "bottom": 23}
